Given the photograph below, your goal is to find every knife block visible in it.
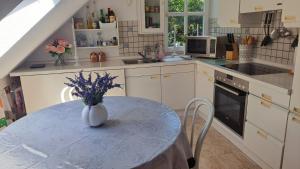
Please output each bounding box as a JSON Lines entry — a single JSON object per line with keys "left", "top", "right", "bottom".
{"left": 226, "top": 43, "right": 239, "bottom": 60}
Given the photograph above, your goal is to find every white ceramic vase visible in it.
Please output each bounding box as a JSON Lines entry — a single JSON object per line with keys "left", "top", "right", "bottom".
{"left": 81, "top": 103, "right": 108, "bottom": 127}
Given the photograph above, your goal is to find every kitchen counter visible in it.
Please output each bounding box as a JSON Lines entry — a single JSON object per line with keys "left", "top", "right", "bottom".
{"left": 10, "top": 58, "right": 293, "bottom": 95}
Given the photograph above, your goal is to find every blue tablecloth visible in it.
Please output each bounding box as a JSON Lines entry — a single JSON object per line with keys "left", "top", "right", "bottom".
{"left": 0, "top": 97, "right": 192, "bottom": 169}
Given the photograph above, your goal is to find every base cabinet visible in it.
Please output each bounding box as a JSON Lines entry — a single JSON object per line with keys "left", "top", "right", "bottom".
{"left": 21, "top": 69, "right": 125, "bottom": 113}
{"left": 196, "top": 64, "right": 214, "bottom": 116}
{"left": 282, "top": 113, "right": 300, "bottom": 169}
{"left": 21, "top": 72, "right": 77, "bottom": 113}
{"left": 244, "top": 122, "right": 283, "bottom": 169}
{"left": 126, "top": 75, "right": 161, "bottom": 103}
{"left": 162, "top": 72, "right": 195, "bottom": 110}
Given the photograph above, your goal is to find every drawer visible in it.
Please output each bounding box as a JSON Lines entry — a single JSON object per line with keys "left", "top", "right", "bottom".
{"left": 197, "top": 64, "right": 214, "bottom": 77}
{"left": 125, "top": 67, "right": 160, "bottom": 77}
{"left": 162, "top": 64, "right": 195, "bottom": 74}
{"left": 249, "top": 82, "right": 290, "bottom": 108}
{"left": 244, "top": 122, "right": 284, "bottom": 169}
{"left": 247, "top": 94, "right": 288, "bottom": 142}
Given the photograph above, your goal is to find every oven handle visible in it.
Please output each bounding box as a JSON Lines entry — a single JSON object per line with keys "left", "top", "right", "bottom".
{"left": 215, "top": 83, "right": 240, "bottom": 96}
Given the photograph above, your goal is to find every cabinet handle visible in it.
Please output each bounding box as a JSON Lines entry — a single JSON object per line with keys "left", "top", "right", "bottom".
{"left": 254, "top": 6, "right": 263, "bottom": 11}
{"left": 257, "top": 130, "right": 268, "bottom": 139}
{"left": 202, "top": 70, "right": 208, "bottom": 75}
{"left": 230, "top": 19, "right": 237, "bottom": 24}
{"left": 208, "top": 77, "right": 214, "bottom": 83}
{"left": 163, "top": 75, "right": 171, "bottom": 78}
{"left": 261, "top": 94, "right": 272, "bottom": 103}
{"left": 292, "top": 115, "right": 300, "bottom": 124}
{"left": 294, "top": 107, "right": 300, "bottom": 115}
{"left": 150, "top": 75, "right": 159, "bottom": 79}
{"left": 261, "top": 99, "right": 271, "bottom": 108}
{"left": 284, "top": 15, "right": 296, "bottom": 22}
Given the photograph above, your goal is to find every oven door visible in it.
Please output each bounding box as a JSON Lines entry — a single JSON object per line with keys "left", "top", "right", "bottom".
{"left": 214, "top": 81, "right": 247, "bottom": 137}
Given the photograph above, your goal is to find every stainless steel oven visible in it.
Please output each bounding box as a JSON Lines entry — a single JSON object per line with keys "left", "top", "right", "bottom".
{"left": 214, "top": 71, "right": 249, "bottom": 137}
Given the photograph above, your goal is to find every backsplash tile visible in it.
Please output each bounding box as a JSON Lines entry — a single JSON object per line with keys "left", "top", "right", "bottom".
{"left": 118, "top": 20, "right": 164, "bottom": 56}
{"left": 209, "top": 10, "right": 297, "bottom": 65}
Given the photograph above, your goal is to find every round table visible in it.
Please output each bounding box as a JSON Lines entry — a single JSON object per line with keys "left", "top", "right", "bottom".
{"left": 0, "top": 97, "right": 192, "bottom": 169}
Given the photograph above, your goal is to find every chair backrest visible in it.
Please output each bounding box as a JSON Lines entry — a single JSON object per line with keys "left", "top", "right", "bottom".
{"left": 183, "top": 98, "right": 214, "bottom": 169}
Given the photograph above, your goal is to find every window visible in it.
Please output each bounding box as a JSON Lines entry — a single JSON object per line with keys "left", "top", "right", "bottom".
{"left": 166, "top": 0, "right": 208, "bottom": 48}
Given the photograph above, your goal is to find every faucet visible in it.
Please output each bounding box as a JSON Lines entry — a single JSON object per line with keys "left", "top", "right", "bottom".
{"left": 138, "top": 46, "right": 152, "bottom": 60}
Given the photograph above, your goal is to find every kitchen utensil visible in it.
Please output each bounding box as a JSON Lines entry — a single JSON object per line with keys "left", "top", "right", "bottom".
{"left": 270, "top": 28, "right": 279, "bottom": 40}
{"left": 291, "top": 34, "right": 299, "bottom": 48}
{"left": 264, "top": 12, "right": 273, "bottom": 46}
{"left": 261, "top": 13, "right": 270, "bottom": 46}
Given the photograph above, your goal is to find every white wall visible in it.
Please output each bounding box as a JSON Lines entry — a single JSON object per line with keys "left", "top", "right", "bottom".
{"left": 82, "top": 0, "right": 138, "bottom": 21}
{"left": 24, "top": 0, "right": 138, "bottom": 64}
{"left": 25, "top": 19, "right": 75, "bottom": 64}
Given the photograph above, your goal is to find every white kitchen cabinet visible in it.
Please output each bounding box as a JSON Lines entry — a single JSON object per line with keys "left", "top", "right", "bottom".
{"left": 247, "top": 94, "right": 288, "bottom": 142}
{"left": 249, "top": 81, "right": 290, "bottom": 109}
{"left": 290, "top": 45, "right": 300, "bottom": 117}
{"left": 196, "top": 64, "right": 214, "bottom": 115}
{"left": 282, "top": 113, "right": 300, "bottom": 169}
{"left": 21, "top": 69, "right": 125, "bottom": 113}
{"left": 126, "top": 75, "right": 161, "bottom": 103}
{"left": 162, "top": 71, "right": 195, "bottom": 110}
{"left": 244, "top": 122, "right": 284, "bottom": 169}
{"left": 138, "top": 0, "right": 164, "bottom": 34}
{"left": 21, "top": 72, "right": 77, "bottom": 113}
{"left": 240, "top": 0, "right": 283, "bottom": 13}
{"left": 213, "top": 0, "right": 240, "bottom": 27}
{"left": 282, "top": 0, "right": 300, "bottom": 27}
{"left": 282, "top": 40, "right": 300, "bottom": 169}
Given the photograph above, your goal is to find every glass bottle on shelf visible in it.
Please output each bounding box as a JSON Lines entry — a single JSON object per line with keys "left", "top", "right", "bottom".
{"left": 91, "top": 0, "right": 98, "bottom": 29}
{"left": 86, "top": 5, "right": 93, "bottom": 29}
{"left": 99, "top": 9, "right": 105, "bottom": 23}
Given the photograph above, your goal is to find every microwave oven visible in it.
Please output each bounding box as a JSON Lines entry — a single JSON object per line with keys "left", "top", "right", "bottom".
{"left": 185, "top": 36, "right": 217, "bottom": 58}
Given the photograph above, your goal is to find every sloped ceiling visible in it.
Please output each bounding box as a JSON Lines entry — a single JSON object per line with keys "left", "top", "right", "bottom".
{"left": 0, "top": 0, "right": 23, "bottom": 21}
{"left": 0, "top": 0, "right": 88, "bottom": 78}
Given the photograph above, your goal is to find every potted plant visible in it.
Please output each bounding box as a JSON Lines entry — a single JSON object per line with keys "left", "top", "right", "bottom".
{"left": 45, "top": 39, "right": 72, "bottom": 66}
{"left": 65, "top": 71, "right": 121, "bottom": 127}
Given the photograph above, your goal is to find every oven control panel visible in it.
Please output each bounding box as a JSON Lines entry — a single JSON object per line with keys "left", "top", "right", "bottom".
{"left": 215, "top": 71, "right": 249, "bottom": 92}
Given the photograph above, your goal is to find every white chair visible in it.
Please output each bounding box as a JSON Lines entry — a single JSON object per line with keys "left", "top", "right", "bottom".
{"left": 183, "top": 98, "right": 215, "bottom": 169}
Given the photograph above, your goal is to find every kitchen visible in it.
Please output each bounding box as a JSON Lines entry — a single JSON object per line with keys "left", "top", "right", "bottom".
{"left": 0, "top": 0, "right": 299, "bottom": 169}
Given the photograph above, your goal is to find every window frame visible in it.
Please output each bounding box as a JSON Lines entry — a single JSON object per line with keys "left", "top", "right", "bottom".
{"left": 164, "top": 0, "right": 209, "bottom": 52}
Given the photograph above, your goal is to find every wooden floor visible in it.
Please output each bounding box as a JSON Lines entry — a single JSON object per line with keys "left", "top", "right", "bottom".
{"left": 176, "top": 111, "right": 261, "bottom": 169}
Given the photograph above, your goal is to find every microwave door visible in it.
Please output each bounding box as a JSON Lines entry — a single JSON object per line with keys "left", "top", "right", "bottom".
{"left": 187, "top": 39, "right": 207, "bottom": 57}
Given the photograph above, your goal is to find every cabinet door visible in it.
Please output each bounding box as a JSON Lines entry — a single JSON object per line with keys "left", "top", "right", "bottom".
{"left": 92, "top": 69, "right": 126, "bottom": 96}
{"left": 240, "top": 0, "right": 282, "bottom": 13}
{"left": 126, "top": 75, "right": 161, "bottom": 103}
{"left": 196, "top": 65, "right": 214, "bottom": 116}
{"left": 282, "top": 113, "right": 300, "bottom": 169}
{"left": 216, "top": 0, "right": 240, "bottom": 27}
{"left": 21, "top": 73, "right": 78, "bottom": 113}
{"left": 162, "top": 72, "right": 195, "bottom": 110}
{"left": 196, "top": 64, "right": 214, "bottom": 101}
{"left": 290, "top": 45, "right": 300, "bottom": 115}
{"left": 282, "top": 0, "right": 300, "bottom": 27}
{"left": 138, "top": 0, "right": 164, "bottom": 34}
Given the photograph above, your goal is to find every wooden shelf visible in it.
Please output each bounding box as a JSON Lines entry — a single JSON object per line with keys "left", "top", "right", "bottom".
{"left": 77, "top": 45, "right": 119, "bottom": 49}
{"left": 74, "top": 29, "right": 102, "bottom": 32}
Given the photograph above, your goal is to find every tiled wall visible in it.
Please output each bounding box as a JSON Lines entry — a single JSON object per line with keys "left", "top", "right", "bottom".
{"left": 118, "top": 20, "right": 164, "bottom": 56}
{"left": 209, "top": 10, "right": 297, "bottom": 65}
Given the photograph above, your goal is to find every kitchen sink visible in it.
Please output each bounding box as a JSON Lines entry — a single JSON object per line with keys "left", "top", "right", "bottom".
{"left": 122, "top": 58, "right": 161, "bottom": 65}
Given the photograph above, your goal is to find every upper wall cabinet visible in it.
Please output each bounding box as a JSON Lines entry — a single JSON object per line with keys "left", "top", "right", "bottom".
{"left": 214, "top": 0, "right": 240, "bottom": 27}
{"left": 240, "top": 0, "right": 283, "bottom": 13}
{"left": 281, "top": 0, "right": 300, "bottom": 27}
{"left": 138, "top": 0, "right": 164, "bottom": 34}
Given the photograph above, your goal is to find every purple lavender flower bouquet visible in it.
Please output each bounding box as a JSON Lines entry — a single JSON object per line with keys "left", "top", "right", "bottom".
{"left": 65, "top": 71, "right": 121, "bottom": 127}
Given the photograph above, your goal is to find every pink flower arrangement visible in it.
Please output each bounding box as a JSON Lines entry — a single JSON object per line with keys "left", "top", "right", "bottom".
{"left": 45, "top": 39, "right": 72, "bottom": 56}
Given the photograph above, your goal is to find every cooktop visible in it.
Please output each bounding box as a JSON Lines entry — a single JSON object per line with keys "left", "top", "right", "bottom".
{"left": 221, "top": 63, "right": 289, "bottom": 76}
